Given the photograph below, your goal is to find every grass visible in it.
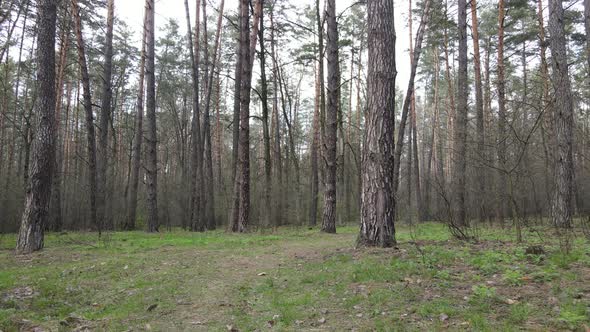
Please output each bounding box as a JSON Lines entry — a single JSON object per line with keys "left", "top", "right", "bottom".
{"left": 1, "top": 223, "right": 590, "bottom": 331}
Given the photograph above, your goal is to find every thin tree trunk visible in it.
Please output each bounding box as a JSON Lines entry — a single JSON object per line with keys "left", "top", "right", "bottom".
{"left": 471, "top": 0, "right": 486, "bottom": 223}
{"left": 393, "top": 0, "right": 431, "bottom": 195}
{"left": 49, "top": 15, "right": 70, "bottom": 232}
{"left": 16, "top": 0, "right": 58, "bottom": 254}
{"left": 321, "top": 0, "right": 339, "bottom": 234}
{"left": 585, "top": 0, "right": 590, "bottom": 74}
{"left": 202, "top": 0, "right": 225, "bottom": 229}
{"left": 125, "top": 5, "right": 148, "bottom": 231}
{"left": 72, "top": 0, "right": 99, "bottom": 234}
{"left": 230, "top": 0, "right": 244, "bottom": 229}
{"left": 310, "top": 63, "right": 320, "bottom": 226}
{"left": 497, "top": 0, "right": 507, "bottom": 225}
{"left": 270, "top": 3, "right": 283, "bottom": 227}
{"left": 97, "top": 0, "right": 115, "bottom": 230}
{"left": 184, "top": 0, "right": 204, "bottom": 231}
{"left": 144, "top": 0, "right": 158, "bottom": 232}
{"left": 453, "top": 0, "right": 468, "bottom": 227}
{"left": 258, "top": 8, "right": 272, "bottom": 228}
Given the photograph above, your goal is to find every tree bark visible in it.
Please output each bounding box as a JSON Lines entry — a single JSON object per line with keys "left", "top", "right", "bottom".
{"left": 471, "top": 0, "right": 486, "bottom": 223}
{"left": 548, "top": 0, "right": 574, "bottom": 229}
{"left": 321, "top": 0, "right": 339, "bottom": 234}
{"left": 203, "top": 0, "right": 226, "bottom": 229}
{"left": 184, "top": 0, "right": 203, "bottom": 231}
{"left": 453, "top": 0, "right": 468, "bottom": 227}
{"left": 97, "top": 0, "right": 115, "bottom": 230}
{"left": 72, "top": 0, "right": 99, "bottom": 234}
{"left": 497, "top": 0, "right": 507, "bottom": 225}
{"left": 16, "top": 0, "right": 58, "bottom": 254}
{"left": 144, "top": 0, "right": 158, "bottom": 232}
{"left": 393, "top": 0, "right": 431, "bottom": 196}
{"left": 232, "top": 0, "right": 262, "bottom": 232}
{"left": 125, "top": 5, "right": 148, "bottom": 231}
{"left": 585, "top": 0, "right": 590, "bottom": 74}
{"left": 359, "top": 0, "right": 396, "bottom": 247}
{"left": 258, "top": 9, "right": 272, "bottom": 228}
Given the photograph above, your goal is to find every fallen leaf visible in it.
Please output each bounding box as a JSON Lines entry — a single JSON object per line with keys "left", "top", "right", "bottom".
{"left": 506, "top": 299, "right": 517, "bottom": 305}
{"left": 257, "top": 272, "right": 267, "bottom": 276}
{"left": 318, "top": 317, "right": 326, "bottom": 324}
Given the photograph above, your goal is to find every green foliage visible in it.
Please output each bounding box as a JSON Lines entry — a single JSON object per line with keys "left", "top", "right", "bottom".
{"left": 503, "top": 269, "right": 525, "bottom": 286}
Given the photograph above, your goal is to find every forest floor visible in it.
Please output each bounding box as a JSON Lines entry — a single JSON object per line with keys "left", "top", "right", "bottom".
{"left": 1, "top": 223, "right": 590, "bottom": 331}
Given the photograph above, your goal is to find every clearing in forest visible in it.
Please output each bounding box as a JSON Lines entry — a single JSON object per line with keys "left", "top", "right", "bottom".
{"left": 1, "top": 223, "right": 590, "bottom": 331}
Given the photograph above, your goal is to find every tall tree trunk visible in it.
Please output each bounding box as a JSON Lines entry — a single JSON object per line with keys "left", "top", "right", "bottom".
{"left": 585, "top": 0, "right": 590, "bottom": 74}
{"left": 471, "top": 0, "right": 486, "bottom": 223}
{"left": 497, "top": 0, "right": 507, "bottom": 225}
{"left": 144, "top": 0, "right": 158, "bottom": 232}
{"left": 72, "top": 0, "right": 99, "bottom": 234}
{"left": 232, "top": 0, "right": 263, "bottom": 232}
{"left": 443, "top": 2, "right": 455, "bottom": 181}
{"left": 125, "top": 5, "right": 148, "bottom": 231}
{"left": 537, "top": 0, "right": 553, "bottom": 215}
{"left": 16, "top": 0, "right": 58, "bottom": 254}
{"left": 184, "top": 0, "right": 203, "bottom": 231}
{"left": 393, "top": 0, "right": 431, "bottom": 195}
{"left": 49, "top": 15, "right": 70, "bottom": 233}
{"left": 310, "top": 63, "right": 320, "bottom": 226}
{"left": 270, "top": 3, "right": 283, "bottom": 226}
{"left": 258, "top": 9, "right": 272, "bottom": 228}
{"left": 201, "top": 0, "right": 216, "bottom": 230}
{"left": 359, "top": 0, "right": 396, "bottom": 247}
{"left": 548, "top": 0, "right": 574, "bottom": 229}
{"left": 408, "top": 0, "right": 424, "bottom": 222}
{"left": 203, "top": 0, "right": 226, "bottom": 229}
{"left": 230, "top": 0, "right": 245, "bottom": 229}
{"left": 97, "top": 0, "right": 115, "bottom": 231}
{"left": 321, "top": 0, "right": 339, "bottom": 234}
{"left": 453, "top": 0, "right": 468, "bottom": 227}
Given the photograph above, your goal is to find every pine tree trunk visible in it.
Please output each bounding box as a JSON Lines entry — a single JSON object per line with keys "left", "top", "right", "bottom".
{"left": 97, "top": 0, "right": 115, "bottom": 231}
{"left": 258, "top": 10, "right": 272, "bottom": 228}
{"left": 585, "top": 0, "right": 590, "bottom": 74}
{"left": 202, "top": 0, "right": 225, "bottom": 230}
{"left": 548, "top": 0, "right": 574, "bottom": 229}
{"left": 497, "top": 0, "right": 507, "bottom": 225}
{"left": 232, "top": 0, "right": 262, "bottom": 232}
{"left": 144, "top": 0, "right": 158, "bottom": 232}
{"left": 393, "top": 0, "right": 431, "bottom": 196}
{"left": 321, "top": 0, "right": 339, "bottom": 234}
{"left": 359, "top": 0, "right": 396, "bottom": 247}
{"left": 49, "top": 18, "right": 70, "bottom": 233}
{"left": 72, "top": 0, "right": 99, "bottom": 234}
{"left": 184, "top": 0, "right": 204, "bottom": 231}
{"left": 453, "top": 0, "right": 468, "bottom": 227}
{"left": 125, "top": 5, "right": 148, "bottom": 231}
{"left": 471, "top": 0, "right": 486, "bottom": 223}
{"left": 15, "top": 0, "right": 58, "bottom": 254}
{"left": 270, "top": 6, "right": 283, "bottom": 227}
